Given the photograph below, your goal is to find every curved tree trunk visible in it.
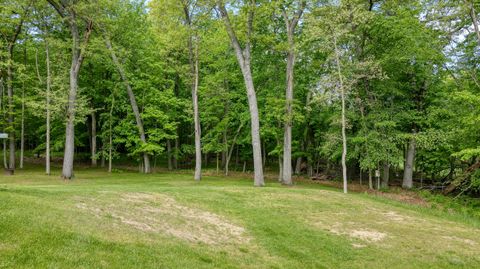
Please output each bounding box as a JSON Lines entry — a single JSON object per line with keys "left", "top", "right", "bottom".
{"left": 217, "top": 1, "right": 264, "bottom": 186}
{"left": 104, "top": 35, "right": 150, "bottom": 173}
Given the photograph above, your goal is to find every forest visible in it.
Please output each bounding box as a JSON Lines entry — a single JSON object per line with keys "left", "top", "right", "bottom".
{"left": 1, "top": 0, "right": 479, "bottom": 193}
{"left": 0, "top": 0, "right": 480, "bottom": 268}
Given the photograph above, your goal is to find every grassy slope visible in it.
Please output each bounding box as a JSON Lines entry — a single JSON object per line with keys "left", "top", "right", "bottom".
{"left": 0, "top": 167, "right": 479, "bottom": 269}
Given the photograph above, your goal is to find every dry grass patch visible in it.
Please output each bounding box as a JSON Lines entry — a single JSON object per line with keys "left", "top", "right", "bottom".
{"left": 306, "top": 201, "right": 480, "bottom": 255}
{"left": 75, "top": 192, "right": 250, "bottom": 245}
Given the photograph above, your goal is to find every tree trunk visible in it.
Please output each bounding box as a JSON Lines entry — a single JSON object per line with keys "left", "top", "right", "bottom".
{"left": 4, "top": 0, "right": 28, "bottom": 172}
{"left": 469, "top": 1, "right": 480, "bottom": 47}
{"left": 108, "top": 93, "right": 115, "bottom": 173}
{"left": 278, "top": 155, "right": 283, "bottom": 182}
{"left": 281, "top": 2, "right": 305, "bottom": 185}
{"left": 7, "top": 46, "right": 15, "bottom": 170}
{"left": 20, "top": 46, "right": 27, "bottom": 169}
{"left": 91, "top": 111, "right": 97, "bottom": 167}
{"left": 368, "top": 169, "right": 373, "bottom": 190}
{"left": 192, "top": 43, "right": 201, "bottom": 181}
{"left": 104, "top": 35, "right": 150, "bottom": 173}
{"left": 382, "top": 162, "right": 390, "bottom": 188}
{"left": 167, "top": 140, "right": 172, "bottom": 170}
{"left": 295, "top": 156, "right": 302, "bottom": 174}
{"left": 45, "top": 40, "right": 51, "bottom": 175}
{"left": 183, "top": 5, "right": 202, "bottom": 180}
{"left": 402, "top": 135, "right": 416, "bottom": 189}
{"left": 3, "top": 141, "right": 6, "bottom": 169}
{"left": 174, "top": 137, "right": 179, "bottom": 169}
{"left": 51, "top": 8, "right": 93, "bottom": 179}
{"left": 282, "top": 37, "right": 294, "bottom": 185}
{"left": 0, "top": 78, "right": 5, "bottom": 169}
{"left": 37, "top": 41, "right": 51, "bottom": 175}
{"left": 333, "top": 35, "right": 348, "bottom": 194}
{"left": 222, "top": 128, "right": 227, "bottom": 168}
{"left": 218, "top": 2, "right": 264, "bottom": 186}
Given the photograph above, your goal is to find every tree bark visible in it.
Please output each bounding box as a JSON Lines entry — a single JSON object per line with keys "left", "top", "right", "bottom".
{"left": 91, "top": 111, "right": 97, "bottom": 166}
{"left": 45, "top": 37, "right": 51, "bottom": 175}
{"left": 0, "top": 78, "right": 6, "bottom": 169}
{"left": 192, "top": 50, "right": 201, "bottom": 180}
{"left": 174, "top": 136, "right": 179, "bottom": 169}
{"left": 103, "top": 35, "right": 150, "bottom": 173}
{"left": 5, "top": 12, "right": 27, "bottom": 171}
{"left": 382, "top": 162, "right": 390, "bottom": 188}
{"left": 20, "top": 46, "right": 26, "bottom": 169}
{"left": 368, "top": 169, "right": 373, "bottom": 190}
{"left": 295, "top": 156, "right": 302, "bottom": 174}
{"left": 7, "top": 41, "right": 16, "bottom": 170}
{"left": 217, "top": 1, "right": 264, "bottom": 186}
{"left": 183, "top": 3, "right": 202, "bottom": 181}
{"left": 36, "top": 39, "right": 51, "bottom": 175}
{"left": 108, "top": 94, "right": 114, "bottom": 173}
{"left": 167, "top": 140, "right": 173, "bottom": 170}
{"left": 402, "top": 135, "right": 416, "bottom": 189}
{"left": 333, "top": 35, "right": 348, "bottom": 194}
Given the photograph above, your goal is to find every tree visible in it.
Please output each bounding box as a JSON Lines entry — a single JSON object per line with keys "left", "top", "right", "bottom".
{"left": 182, "top": 0, "right": 202, "bottom": 181}
{"left": 280, "top": 0, "right": 306, "bottom": 185}
{"left": 47, "top": 0, "right": 93, "bottom": 179}
{"left": 217, "top": 0, "right": 264, "bottom": 186}
{"left": 103, "top": 34, "right": 151, "bottom": 173}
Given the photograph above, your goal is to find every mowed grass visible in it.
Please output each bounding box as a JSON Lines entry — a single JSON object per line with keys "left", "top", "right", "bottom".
{"left": 1, "top": 167, "right": 479, "bottom": 268}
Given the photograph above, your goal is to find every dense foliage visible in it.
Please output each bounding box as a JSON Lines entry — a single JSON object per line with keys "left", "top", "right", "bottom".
{"left": 0, "top": 0, "right": 479, "bottom": 195}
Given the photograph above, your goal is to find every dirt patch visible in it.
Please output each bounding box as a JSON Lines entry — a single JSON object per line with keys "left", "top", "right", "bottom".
{"left": 382, "top": 211, "right": 408, "bottom": 222}
{"left": 443, "top": 236, "right": 477, "bottom": 246}
{"left": 351, "top": 243, "right": 366, "bottom": 248}
{"left": 76, "top": 192, "right": 249, "bottom": 245}
{"left": 329, "top": 223, "right": 387, "bottom": 243}
{"left": 349, "top": 229, "right": 387, "bottom": 242}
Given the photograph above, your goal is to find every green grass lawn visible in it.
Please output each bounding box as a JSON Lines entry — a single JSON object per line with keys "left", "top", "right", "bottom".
{"left": 1, "top": 166, "right": 479, "bottom": 268}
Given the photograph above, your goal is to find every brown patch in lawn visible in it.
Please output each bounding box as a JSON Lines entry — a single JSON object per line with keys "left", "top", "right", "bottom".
{"left": 76, "top": 192, "right": 249, "bottom": 245}
{"left": 329, "top": 223, "right": 387, "bottom": 243}
{"left": 442, "top": 236, "right": 477, "bottom": 246}
{"left": 349, "top": 229, "right": 387, "bottom": 242}
{"left": 382, "top": 211, "right": 409, "bottom": 222}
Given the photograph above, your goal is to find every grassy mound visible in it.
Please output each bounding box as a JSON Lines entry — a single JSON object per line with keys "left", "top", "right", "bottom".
{"left": 0, "top": 167, "right": 479, "bottom": 268}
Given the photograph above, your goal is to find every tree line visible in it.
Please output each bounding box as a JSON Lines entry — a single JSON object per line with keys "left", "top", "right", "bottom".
{"left": 0, "top": 0, "right": 479, "bottom": 195}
